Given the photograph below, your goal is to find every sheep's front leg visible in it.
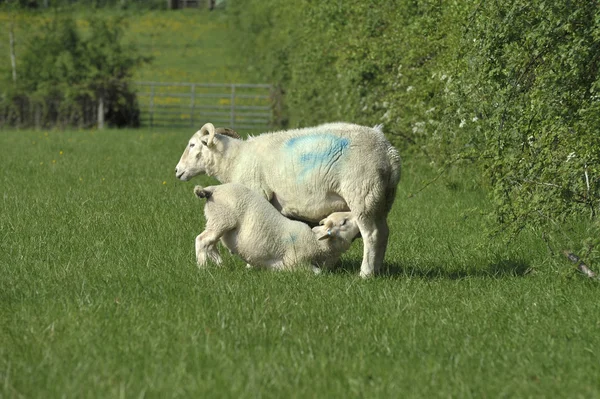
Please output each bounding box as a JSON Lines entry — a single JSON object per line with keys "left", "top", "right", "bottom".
{"left": 195, "top": 230, "right": 223, "bottom": 267}
{"left": 356, "top": 217, "right": 389, "bottom": 278}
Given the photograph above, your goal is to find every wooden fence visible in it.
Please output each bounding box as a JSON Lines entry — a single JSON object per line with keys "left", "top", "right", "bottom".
{"left": 135, "top": 82, "right": 272, "bottom": 130}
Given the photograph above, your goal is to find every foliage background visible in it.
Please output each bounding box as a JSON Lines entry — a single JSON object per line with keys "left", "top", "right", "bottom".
{"left": 227, "top": 0, "right": 600, "bottom": 266}
{"left": 1, "top": 8, "right": 147, "bottom": 128}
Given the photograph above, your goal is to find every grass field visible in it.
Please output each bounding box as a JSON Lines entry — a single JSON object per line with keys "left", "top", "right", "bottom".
{"left": 0, "top": 8, "right": 254, "bottom": 85}
{"left": 1, "top": 129, "right": 599, "bottom": 398}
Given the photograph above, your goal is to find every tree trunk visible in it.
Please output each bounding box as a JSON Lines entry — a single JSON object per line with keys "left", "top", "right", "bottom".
{"left": 97, "top": 94, "right": 105, "bottom": 130}
{"left": 35, "top": 103, "right": 42, "bottom": 130}
{"left": 9, "top": 23, "right": 17, "bottom": 83}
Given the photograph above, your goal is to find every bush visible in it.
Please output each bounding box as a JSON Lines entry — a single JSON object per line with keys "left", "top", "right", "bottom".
{"left": 446, "top": 0, "right": 600, "bottom": 260}
{"left": 228, "top": 0, "right": 600, "bottom": 265}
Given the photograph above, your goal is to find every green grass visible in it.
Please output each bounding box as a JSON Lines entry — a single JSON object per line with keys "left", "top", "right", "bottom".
{"left": 124, "top": 9, "right": 254, "bottom": 83}
{"left": 1, "top": 129, "right": 599, "bottom": 398}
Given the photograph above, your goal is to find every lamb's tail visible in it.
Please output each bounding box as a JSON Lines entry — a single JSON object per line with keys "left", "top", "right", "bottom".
{"left": 194, "top": 185, "right": 212, "bottom": 199}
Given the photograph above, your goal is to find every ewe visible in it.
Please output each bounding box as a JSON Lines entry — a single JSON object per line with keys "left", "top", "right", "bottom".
{"left": 193, "top": 183, "right": 360, "bottom": 271}
{"left": 176, "top": 122, "right": 401, "bottom": 277}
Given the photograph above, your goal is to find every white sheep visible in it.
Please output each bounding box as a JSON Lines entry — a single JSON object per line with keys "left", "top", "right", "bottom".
{"left": 175, "top": 122, "right": 401, "bottom": 277}
{"left": 193, "top": 183, "right": 360, "bottom": 271}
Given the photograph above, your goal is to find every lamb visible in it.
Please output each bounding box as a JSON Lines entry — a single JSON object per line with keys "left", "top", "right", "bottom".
{"left": 193, "top": 183, "right": 360, "bottom": 271}
{"left": 175, "top": 122, "right": 401, "bottom": 278}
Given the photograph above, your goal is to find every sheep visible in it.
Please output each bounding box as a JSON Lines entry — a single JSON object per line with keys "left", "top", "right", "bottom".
{"left": 193, "top": 183, "right": 360, "bottom": 271}
{"left": 175, "top": 122, "right": 401, "bottom": 278}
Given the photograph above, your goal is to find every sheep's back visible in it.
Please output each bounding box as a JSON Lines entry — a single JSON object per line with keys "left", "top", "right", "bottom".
{"left": 239, "top": 123, "right": 399, "bottom": 222}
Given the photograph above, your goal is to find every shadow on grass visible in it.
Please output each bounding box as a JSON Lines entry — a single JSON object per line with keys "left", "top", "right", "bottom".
{"left": 333, "top": 258, "right": 532, "bottom": 280}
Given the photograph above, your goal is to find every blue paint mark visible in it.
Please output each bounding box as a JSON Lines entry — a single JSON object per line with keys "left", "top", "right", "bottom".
{"left": 287, "top": 234, "right": 298, "bottom": 244}
{"left": 285, "top": 134, "right": 350, "bottom": 180}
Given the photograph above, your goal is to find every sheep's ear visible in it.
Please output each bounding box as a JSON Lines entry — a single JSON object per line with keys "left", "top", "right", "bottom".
{"left": 318, "top": 218, "right": 327, "bottom": 226}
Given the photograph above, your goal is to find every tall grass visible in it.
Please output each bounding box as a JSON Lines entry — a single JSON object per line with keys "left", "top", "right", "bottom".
{"left": 1, "top": 129, "right": 598, "bottom": 398}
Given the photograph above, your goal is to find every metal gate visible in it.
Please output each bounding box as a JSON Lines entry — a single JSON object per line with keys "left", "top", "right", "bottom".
{"left": 135, "top": 82, "right": 272, "bottom": 130}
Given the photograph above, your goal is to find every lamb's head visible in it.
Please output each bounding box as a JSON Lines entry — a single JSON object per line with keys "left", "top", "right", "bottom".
{"left": 175, "top": 123, "right": 240, "bottom": 181}
{"left": 312, "top": 212, "right": 360, "bottom": 244}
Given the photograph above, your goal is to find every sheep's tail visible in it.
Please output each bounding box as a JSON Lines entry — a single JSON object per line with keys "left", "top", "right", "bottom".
{"left": 384, "top": 143, "right": 402, "bottom": 214}
{"left": 371, "top": 124, "right": 401, "bottom": 213}
{"left": 194, "top": 185, "right": 212, "bottom": 199}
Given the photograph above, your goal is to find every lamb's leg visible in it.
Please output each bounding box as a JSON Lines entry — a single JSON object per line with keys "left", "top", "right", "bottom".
{"left": 356, "top": 216, "right": 389, "bottom": 278}
{"left": 195, "top": 230, "right": 223, "bottom": 267}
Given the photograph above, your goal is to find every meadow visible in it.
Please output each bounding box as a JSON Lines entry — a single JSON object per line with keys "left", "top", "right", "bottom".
{"left": 1, "top": 129, "right": 599, "bottom": 398}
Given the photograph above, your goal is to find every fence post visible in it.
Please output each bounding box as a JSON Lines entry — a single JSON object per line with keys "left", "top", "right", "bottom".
{"left": 230, "top": 84, "right": 236, "bottom": 129}
{"left": 149, "top": 83, "right": 155, "bottom": 128}
{"left": 190, "top": 83, "right": 196, "bottom": 128}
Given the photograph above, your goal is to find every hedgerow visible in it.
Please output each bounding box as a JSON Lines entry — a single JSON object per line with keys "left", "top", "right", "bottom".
{"left": 228, "top": 0, "right": 599, "bottom": 265}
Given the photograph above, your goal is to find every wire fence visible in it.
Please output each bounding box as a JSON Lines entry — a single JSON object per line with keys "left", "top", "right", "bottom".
{"left": 134, "top": 81, "right": 273, "bottom": 130}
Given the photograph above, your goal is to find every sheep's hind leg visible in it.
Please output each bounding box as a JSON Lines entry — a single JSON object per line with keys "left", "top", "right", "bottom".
{"left": 195, "top": 230, "right": 223, "bottom": 267}
{"left": 356, "top": 217, "right": 389, "bottom": 278}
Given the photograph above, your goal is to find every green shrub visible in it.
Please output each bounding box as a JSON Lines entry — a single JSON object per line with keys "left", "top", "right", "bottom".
{"left": 447, "top": 0, "right": 600, "bottom": 261}
{"left": 228, "top": 0, "right": 599, "bottom": 265}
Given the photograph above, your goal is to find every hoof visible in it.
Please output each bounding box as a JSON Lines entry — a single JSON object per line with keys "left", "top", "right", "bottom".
{"left": 360, "top": 270, "right": 374, "bottom": 279}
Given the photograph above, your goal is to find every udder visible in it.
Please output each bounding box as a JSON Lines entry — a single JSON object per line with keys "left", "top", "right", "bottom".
{"left": 270, "top": 191, "right": 349, "bottom": 224}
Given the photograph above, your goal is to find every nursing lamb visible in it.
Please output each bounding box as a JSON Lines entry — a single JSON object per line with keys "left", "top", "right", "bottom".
{"left": 193, "top": 183, "right": 360, "bottom": 271}
{"left": 175, "top": 122, "right": 401, "bottom": 277}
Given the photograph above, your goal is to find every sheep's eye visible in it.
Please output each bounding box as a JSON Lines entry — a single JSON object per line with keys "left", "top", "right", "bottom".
{"left": 189, "top": 143, "right": 195, "bottom": 148}
{"left": 341, "top": 219, "right": 347, "bottom": 226}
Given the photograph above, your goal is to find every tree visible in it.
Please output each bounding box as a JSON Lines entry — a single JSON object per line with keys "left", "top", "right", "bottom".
{"left": 7, "top": 14, "right": 149, "bottom": 128}
{"left": 82, "top": 16, "right": 150, "bottom": 128}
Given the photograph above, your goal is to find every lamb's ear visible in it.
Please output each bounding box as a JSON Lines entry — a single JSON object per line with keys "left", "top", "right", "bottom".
{"left": 317, "top": 229, "right": 332, "bottom": 240}
{"left": 318, "top": 218, "right": 327, "bottom": 226}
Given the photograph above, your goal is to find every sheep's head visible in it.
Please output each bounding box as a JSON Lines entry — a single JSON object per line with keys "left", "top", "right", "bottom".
{"left": 312, "top": 212, "right": 359, "bottom": 243}
{"left": 175, "top": 123, "right": 240, "bottom": 181}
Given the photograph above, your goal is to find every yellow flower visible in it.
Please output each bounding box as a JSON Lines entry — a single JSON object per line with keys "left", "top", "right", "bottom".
{"left": 59, "top": 151, "right": 63, "bottom": 155}
{"left": 52, "top": 160, "right": 56, "bottom": 164}
{"left": 162, "top": 181, "right": 167, "bottom": 185}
